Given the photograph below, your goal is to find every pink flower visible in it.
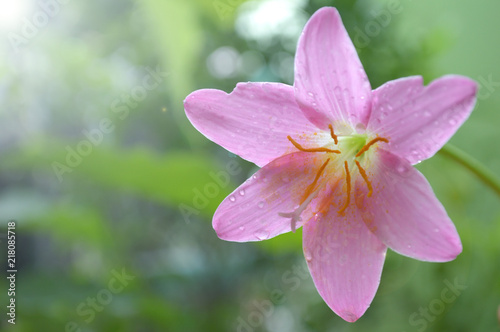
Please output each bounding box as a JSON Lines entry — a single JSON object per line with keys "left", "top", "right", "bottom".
{"left": 184, "top": 7, "right": 477, "bottom": 322}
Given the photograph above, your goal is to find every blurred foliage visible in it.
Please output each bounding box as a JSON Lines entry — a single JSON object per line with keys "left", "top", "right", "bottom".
{"left": 0, "top": 0, "right": 499, "bottom": 331}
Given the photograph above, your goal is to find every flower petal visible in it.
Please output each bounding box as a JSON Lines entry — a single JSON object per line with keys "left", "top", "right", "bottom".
{"left": 356, "top": 150, "right": 462, "bottom": 262}
{"left": 303, "top": 202, "right": 387, "bottom": 322}
{"left": 294, "top": 7, "right": 372, "bottom": 131}
{"left": 214, "top": 152, "right": 332, "bottom": 242}
{"left": 184, "top": 82, "right": 319, "bottom": 167}
{"left": 368, "top": 75, "right": 478, "bottom": 164}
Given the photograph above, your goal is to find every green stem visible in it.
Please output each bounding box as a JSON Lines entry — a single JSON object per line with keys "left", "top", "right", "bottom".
{"left": 438, "top": 144, "right": 500, "bottom": 197}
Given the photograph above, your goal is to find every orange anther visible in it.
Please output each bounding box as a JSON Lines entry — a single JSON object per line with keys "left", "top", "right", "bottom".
{"left": 287, "top": 136, "right": 341, "bottom": 154}
{"left": 355, "top": 160, "right": 373, "bottom": 197}
{"left": 300, "top": 158, "right": 330, "bottom": 204}
{"left": 328, "top": 124, "right": 338, "bottom": 145}
{"left": 338, "top": 161, "right": 351, "bottom": 215}
{"left": 355, "top": 137, "right": 389, "bottom": 157}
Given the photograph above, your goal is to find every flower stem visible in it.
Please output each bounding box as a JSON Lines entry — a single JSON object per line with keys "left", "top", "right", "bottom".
{"left": 438, "top": 144, "right": 500, "bottom": 197}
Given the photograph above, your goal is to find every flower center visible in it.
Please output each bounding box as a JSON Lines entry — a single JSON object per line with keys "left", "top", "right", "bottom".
{"left": 280, "top": 124, "right": 389, "bottom": 230}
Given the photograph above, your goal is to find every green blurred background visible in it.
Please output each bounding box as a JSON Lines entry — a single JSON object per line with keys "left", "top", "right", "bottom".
{"left": 0, "top": 0, "right": 499, "bottom": 331}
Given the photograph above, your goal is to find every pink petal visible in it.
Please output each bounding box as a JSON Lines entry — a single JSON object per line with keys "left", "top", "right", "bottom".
{"left": 303, "top": 200, "right": 387, "bottom": 322}
{"left": 294, "top": 7, "right": 372, "bottom": 131}
{"left": 214, "top": 152, "right": 330, "bottom": 242}
{"left": 184, "top": 82, "right": 319, "bottom": 167}
{"left": 368, "top": 75, "right": 478, "bottom": 164}
{"left": 355, "top": 149, "right": 462, "bottom": 262}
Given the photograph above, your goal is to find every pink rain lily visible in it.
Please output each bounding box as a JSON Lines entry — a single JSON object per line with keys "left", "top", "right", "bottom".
{"left": 184, "top": 7, "right": 477, "bottom": 322}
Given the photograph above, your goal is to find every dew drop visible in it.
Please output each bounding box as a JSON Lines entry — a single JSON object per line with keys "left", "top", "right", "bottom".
{"left": 239, "top": 189, "right": 245, "bottom": 196}
{"left": 423, "top": 110, "right": 431, "bottom": 117}
{"left": 282, "top": 176, "right": 290, "bottom": 183}
{"left": 239, "top": 226, "right": 245, "bottom": 231}
{"left": 448, "top": 118, "right": 457, "bottom": 125}
{"left": 355, "top": 123, "right": 366, "bottom": 133}
{"left": 254, "top": 230, "right": 270, "bottom": 240}
{"left": 258, "top": 201, "right": 265, "bottom": 208}
{"left": 229, "top": 195, "right": 236, "bottom": 202}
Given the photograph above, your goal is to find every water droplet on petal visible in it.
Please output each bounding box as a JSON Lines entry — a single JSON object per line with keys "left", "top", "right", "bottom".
{"left": 239, "top": 189, "right": 245, "bottom": 196}
{"left": 239, "top": 226, "right": 245, "bottom": 231}
{"left": 258, "top": 201, "right": 265, "bottom": 208}
{"left": 229, "top": 195, "right": 236, "bottom": 202}
{"left": 254, "top": 230, "right": 270, "bottom": 240}
{"left": 423, "top": 110, "right": 431, "bottom": 117}
{"left": 449, "top": 118, "right": 457, "bottom": 125}
{"left": 282, "top": 176, "right": 290, "bottom": 183}
{"left": 396, "top": 165, "right": 407, "bottom": 174}
{"left": 355, "top": 123, "right": 366, "bottom": 133}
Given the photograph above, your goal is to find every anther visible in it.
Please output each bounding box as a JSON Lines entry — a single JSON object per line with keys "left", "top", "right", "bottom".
{"left": 355, "top": 160, "right": 373, "bottom": 197}
{"left": 301, "top": 158, "right": 330, "bottom": 204}
{"left": 328, "top": 124, "right": 338, "bottom": 145}
{"left": 338, "top": 161, "right": 351, "bottom": 215}
{"left": 287, "top": 136, "right": 341, "bottom": 154}
{"left": 355, "top": 137, "right": 389, "bottom": 157}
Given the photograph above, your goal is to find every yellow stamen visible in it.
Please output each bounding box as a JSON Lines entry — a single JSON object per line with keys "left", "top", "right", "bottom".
{"left": 300, "top": 158, "right": 330, "bottom": 204}
{"left": 355, "top": 137, "right": 389, "bottom": 157}
{"left": 328, "top": 124, "right": 338, "bottom": 145}
{"left": 355, "top": 160, "right": 373, "bottom": 197}
{"left": 287, "top": 136, "right": 340, "bottom": 154}
{"left": 338, "top": 161, "right": 351, "bottom": 215}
